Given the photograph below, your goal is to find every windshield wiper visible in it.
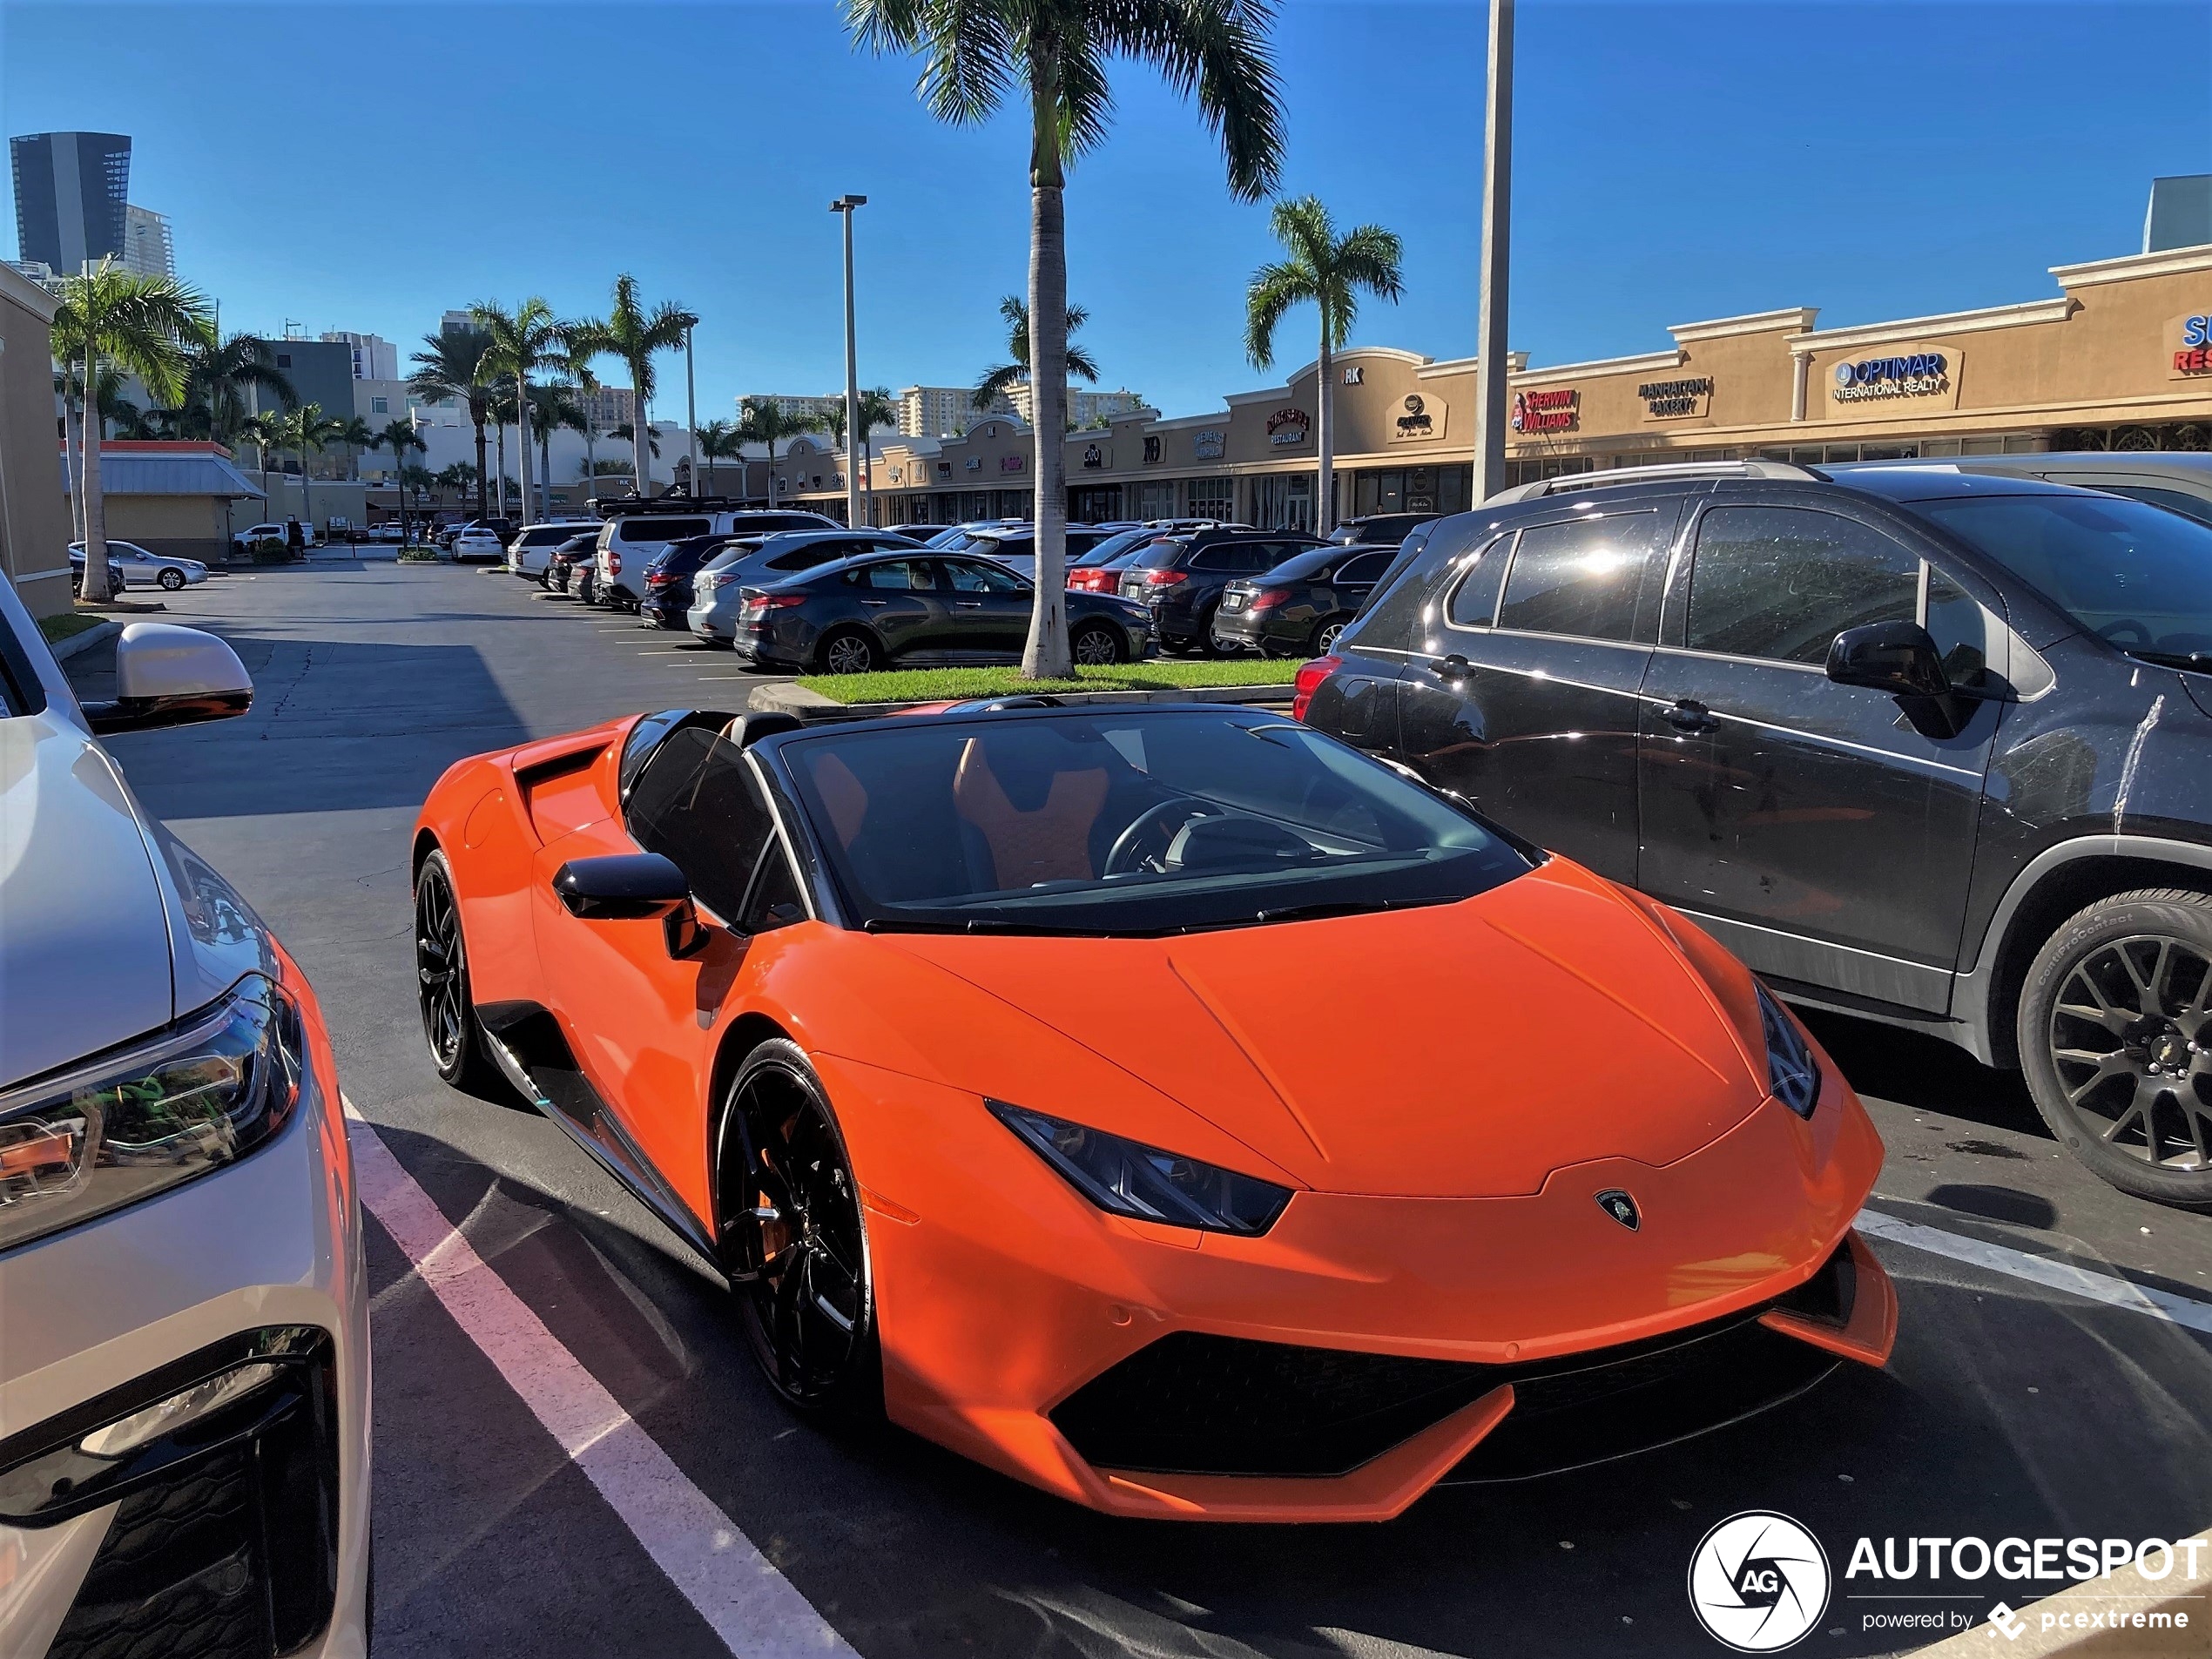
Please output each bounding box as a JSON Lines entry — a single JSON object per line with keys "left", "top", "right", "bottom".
{"left": 2125, "top": 648, "right": 2212, "bottom": 675}
{"left": 862, "top": 916, "right": 1106, "bottom": 936}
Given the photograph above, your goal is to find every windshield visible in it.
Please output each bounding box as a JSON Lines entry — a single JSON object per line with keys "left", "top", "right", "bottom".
{"left": 1079, "top": 528, "right": 1166, "bottom": 565}
{"left": 776, "top": 711, "right": 1530, "bottom": 936}
{"left": 1131, "top": 540, "right": 1188, "bottom": 570}
{"left": 1910, "top": 493, "right": 2212, "bottom": 669}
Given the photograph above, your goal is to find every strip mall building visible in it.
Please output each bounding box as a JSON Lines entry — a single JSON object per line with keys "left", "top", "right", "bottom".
{"left": 797, "top": 241, "right": 2212, "bottom": 530}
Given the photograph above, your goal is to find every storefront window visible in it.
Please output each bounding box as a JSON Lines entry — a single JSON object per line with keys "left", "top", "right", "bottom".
{"left": 1071, "top": 485, "right": 1122, "bottom": 522}
{"left": 1186, "top": 476, "right": 1234, "bottom": 519}
{"left": 1251, "top": 473, "right": 1313, "bottom": 532}
{"left": 1137, "top": 482, "right": 1177, "bottom": 519}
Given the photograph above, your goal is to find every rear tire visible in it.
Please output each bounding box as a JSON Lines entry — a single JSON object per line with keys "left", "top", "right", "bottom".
{"left": 1193, "top": 605, "right": 1228, "bottom": 658}
{"left": 816, "top": 627, "right": 881, "bottom": 676}
{"left": 718, "top": 1040, "right": 884, "bottom": 1420}
{"left": 2018, "top": 887, "right": 2212, "bottom": 1211}
{"left": 1070, "top": 621, "right": 1124, "bottom": 666}
{"left": 414, "top": 850, "right": 498, "bottom": 1094}
{"left": 1312, "top": 616, "right": 1348, "bottom": 656}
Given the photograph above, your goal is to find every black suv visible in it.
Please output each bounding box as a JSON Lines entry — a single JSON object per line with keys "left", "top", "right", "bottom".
{"left": 1119, "top": 529, "right": 1325, "bottom": 654}
{"left": 1301, "top": 460, "right": 2212, "bottom": 1207}
{"left": 1329, "top": 510, "right": 1439, "bottom": 548}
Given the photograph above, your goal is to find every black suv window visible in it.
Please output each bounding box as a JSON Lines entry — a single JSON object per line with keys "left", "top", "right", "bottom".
{"left": 1190, "top": 545, "right": 1244, "bottom": 572}
{"left": 624, "top": 727, "right": 777, "bottom": 922}
{"left": 1442, "top": 533, "right": 1514, "bottom": 628}
{"left": 1687, "top": 506, "right": 1919, "bottom": 665}
{"left": 1495, "top": 510, "right": 1663, "bottom": 643}
{"left": 1335, "top": 550, "right": 1394, "bottom": 586}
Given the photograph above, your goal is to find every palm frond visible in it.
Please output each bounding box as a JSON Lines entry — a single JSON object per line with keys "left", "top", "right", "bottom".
{"left": 1243, "top": 260, "right": 1313, "bottom": 368}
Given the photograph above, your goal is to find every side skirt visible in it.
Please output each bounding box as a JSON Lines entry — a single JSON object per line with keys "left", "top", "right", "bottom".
{"left": 475, "top": 1001, "right": 723, "bottom": 1270}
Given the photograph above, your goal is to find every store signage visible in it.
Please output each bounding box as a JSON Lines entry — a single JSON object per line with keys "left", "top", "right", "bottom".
{"left": 936, "top": 461, "right": 952, "bottom": 477}
{"left": 1824, "top": 345, "right": 1963, "bottom": 410}
{"left": 999, "top": 454, "right": 1025, "bottom": 474}
{"left": 964, "top": 457, "right": 982, "bottom": 472}
{"left": 2169, "top": 313, "right": 2212, "bottom": 377}
{"left": 1266, "top": 408, "right": 1311, "bottom": 447}
{"left": 1637, "top": 375, "right": 1713, "bottom": 421}
{"left": 1143, "top": 435, "right": 1164, "bottom": 465}
{"left": 1342, "top": 365, "right": 1363, "bottom": 385}
{"left": 1510, "top": 388, "right": 1578, "bottom": 434}
{"left": 1193, "top": 428, "right": 1226, "bottom": 460}
{"left": 1081, "top": 442, "right": 1111, "bottom": 469}
{"left": 1389, "top": 393, "right": 1444, "bottom": 442}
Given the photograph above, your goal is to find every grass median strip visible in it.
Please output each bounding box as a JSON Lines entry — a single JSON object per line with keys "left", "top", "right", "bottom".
{"left": 37, "top": 611, "right": 110, "bottom": 644}
{"left": 795, "top": 659, "right": 1301, "bottom": 705}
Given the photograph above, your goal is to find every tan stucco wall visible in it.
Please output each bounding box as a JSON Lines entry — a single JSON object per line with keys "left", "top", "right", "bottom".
{"left": 0, "top": 265, "right": 75, "bottom": 619}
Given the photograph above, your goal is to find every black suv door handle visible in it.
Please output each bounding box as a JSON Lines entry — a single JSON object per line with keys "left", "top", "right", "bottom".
{"left": 1666, "top": 698, "right": 1718, "bottom": 734}
{"left": 1433, "top": 653, "right": 1473, "bottom": 679}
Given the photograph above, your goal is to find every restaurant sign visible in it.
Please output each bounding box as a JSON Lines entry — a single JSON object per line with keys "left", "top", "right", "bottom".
{"left": 1826, "top": 346, "right": 1962, "bottom": 410}
{"left": 1194, "top": 428, "right": 1226, "bottom": 460}
{"left": 999, "top": 454, "right": 1025, "bottom": 474}
{"left": 1081, "top": 442, "right": 1111, "bottom": 469}
{"left": 1266, "top": 408, "right": 1311, "bottom": 447}
{"left": 1637, "top": 375, "right": 1713, "bottom": 421}
{"left": 1143, "top": 435, "right": 1164, "bottom": 465}
{"left": 2169, "top": 312, "right": 2212, "bottom": 378}
{"left": 1388, "top": 393, "right": 1445, "bottom": 443}
{"left": 1510, "top": 388, "right": 1578, "bottom": 435}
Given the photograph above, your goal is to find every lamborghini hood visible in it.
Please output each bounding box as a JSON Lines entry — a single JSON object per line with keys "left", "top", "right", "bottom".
{"left": 881, "top": 862, "right": 1773, "bottom": 1199}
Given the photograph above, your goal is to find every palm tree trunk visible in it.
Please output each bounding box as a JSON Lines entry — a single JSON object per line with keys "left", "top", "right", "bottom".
{"left": 300, "top": 442, "right": 314, "bottom": 542}
{"left": 632, "top": 365, "right": 651, "bottom": 496}
{"left": 62, "top": 379, "right": 86, "bottom": 543}
{"left": 765, "top": 442, "right": 777, "bottom": 509}
{"left": 472, "top": 415, "right": 489, "bottom": 516}
{"left": 1316, "top": 322, "right": 1336, "bottom": 535}
{"left": 516, "top": 375, "right": 536, "bottom": 526}
{"left": 80, "top": 345, "right": 113, "bottom": 604}
{"left": 1021, "top": 78, "right": 1073, "bottom": 680}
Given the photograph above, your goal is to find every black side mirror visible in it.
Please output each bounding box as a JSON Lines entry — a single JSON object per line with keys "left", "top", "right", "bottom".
{"left": 552, "top": 853, "right": 708, "bottom": 958}
{"left": 1825, "top": 621, "right": 1951, "bottom": 698}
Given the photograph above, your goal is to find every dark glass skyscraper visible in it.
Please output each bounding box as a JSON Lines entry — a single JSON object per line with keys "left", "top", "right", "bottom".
{"left": 9, "top": 132, "right": 132, "bottom": 272}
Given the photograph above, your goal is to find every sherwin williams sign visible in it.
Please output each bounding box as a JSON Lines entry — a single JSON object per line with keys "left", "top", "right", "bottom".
{"left": 1826, "top": 347, "right": 1962, "bottom": 409}
{"left": 1510, "top": 388, "right": 1577, "bottom": 434}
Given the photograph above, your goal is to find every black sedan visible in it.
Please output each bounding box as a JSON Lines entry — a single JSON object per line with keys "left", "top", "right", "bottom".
{"left": 732, "top": 552, "right": 1153, "bottom": 675}
{"left": 1328, "top": 510, "right": 1439, "bottom": 548}
{"left": 1212, "top": 543, "right": 1400, "bottom": 658}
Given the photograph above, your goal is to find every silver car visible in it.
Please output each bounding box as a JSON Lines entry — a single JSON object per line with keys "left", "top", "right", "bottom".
{"left": 688, "top": 529, "right": 923, "bottom": 644}
{"left": 0, "top": 588, "right": 371, "bottom": 1656}
{"left": 68, "top": 541, "right": 208, "bottom": 591}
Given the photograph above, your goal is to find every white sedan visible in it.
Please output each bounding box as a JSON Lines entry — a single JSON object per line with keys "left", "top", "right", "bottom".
{"left": 69, "top": 541, "right": 209, "bottom": 591}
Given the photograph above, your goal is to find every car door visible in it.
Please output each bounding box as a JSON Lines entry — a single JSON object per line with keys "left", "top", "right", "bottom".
{"left": 1635, "top": 496, "right": 2003, "bottom": 1012}
{"left": 844, "top": 556, "right": 951, "bottom": 660}
{"left": 1396, "top": 503, "right": 1678, "bottom": 882}
{"left": 936, "top": 556, "right": 1033, "bottom": 655}
{"left": 1325, "top": 549, "right": 1396, "bottom": 618}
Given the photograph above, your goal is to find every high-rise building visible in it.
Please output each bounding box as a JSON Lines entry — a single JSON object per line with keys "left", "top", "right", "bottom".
{"left": 897, "top": 384, "right": 1014, "bottom": 438}
{"left": 322, "top": 331, "right": 399, "bottom": 381}
{"left": 120, "top": 204, "right": 172, "bottom": 279}
{"left": 1007, "top": 384, "right": 1148, "bottom": 428}
{"left": 10, "top": 132, "right": 132, "bottom": 272}
{"left": 2145, "top": 175, "right": 2212, "bottom": 253}
{"left": 582, "top": 386, "right": 636, "bottom": 431}
{"left": 738, "top": 392, "right": 848, "bottom": 428}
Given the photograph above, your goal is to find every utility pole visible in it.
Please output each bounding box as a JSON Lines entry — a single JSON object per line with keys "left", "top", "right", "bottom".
{"left": 684, "top": 325, "right": 698, "bottom": 497}
{"left": 1472, "top": 0, "right": 1514, "bottom": 503}
{"left": 830, "top": 195, "right": 867, "bottom": 528}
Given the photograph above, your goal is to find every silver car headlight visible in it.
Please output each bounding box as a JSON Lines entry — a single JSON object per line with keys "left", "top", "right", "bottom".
{"left": 0, "top": 976, "right": 306, "bottom": 1252}
{"left": 1756, "top": 984, "right": 1821, "bottom": 1118}
{"left": 990, "top": 1101, "right": 1291, "bottom": 1235}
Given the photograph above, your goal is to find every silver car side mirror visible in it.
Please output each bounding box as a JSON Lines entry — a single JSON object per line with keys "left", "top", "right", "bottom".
{"left": 83, "top": 624, "right": 253, "bottom": 736}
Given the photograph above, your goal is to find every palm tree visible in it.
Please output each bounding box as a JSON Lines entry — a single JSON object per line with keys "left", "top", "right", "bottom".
{"left": 330, "top": 415, "right": 377, "bottom": 482}
{"left": 435, "top": 462, "right": 479, "bottom": 507}
{"left": 565, "top": 277, "right": 695, "bottom": 498}
{"left": 236, "top": 412, "right": 285, "bottom": 505}
{"left": 409, "top": 323, "right": 497, "bottom": 515}
{"left": 371, "top": 419, "right": 428, "bottom": 543}
{"left": 1244, "top": 196, "right": 1404, "bottom": 535}
{"left": 738, "top": 399, "right": 821, "bottom": 509}
{"left": 51, "top": 261, "right": 212, "bottom": 600}
{"left": 562, "top": 341, "right": 605, "bottom": 493}
{"left": 813, "top": 390, "right": 899, "bottom": 523}
{"left": 695, "top": 418, "right": 744, "bottom": 496}
{"left": 177, "top": 327, "right": 295, "bottom": 443}
{"left": 973, "top": 295, "right": 1100, "bottom": 414}
{"left": 472, "top": 297, "right": 563, "bottom": 525}
{"left": 277, "top": 403, "right": 347, "bottom": 536}
{"left": 848, "top": 0, "right": 1284, "bottom": 677}
{"left": 526, "top": 381, "right": 586, "bottom": 508}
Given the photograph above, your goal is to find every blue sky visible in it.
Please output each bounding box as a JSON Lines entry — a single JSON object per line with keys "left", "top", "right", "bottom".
{"left": 3, "top": 1, "right": 2206, "bottom": 425}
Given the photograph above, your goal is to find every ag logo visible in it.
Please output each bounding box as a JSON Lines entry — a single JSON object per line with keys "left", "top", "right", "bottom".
{"left": 1688, "top": 1511, "right": 1830, "bottom": 1652}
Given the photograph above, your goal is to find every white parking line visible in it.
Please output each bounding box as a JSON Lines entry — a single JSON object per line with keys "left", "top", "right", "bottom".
{"left": 344, "top": 1100, "right": 855, "bottom": 1656}
{"left": 1856, "top": 1206, "right": 2212, "bottom": 1336}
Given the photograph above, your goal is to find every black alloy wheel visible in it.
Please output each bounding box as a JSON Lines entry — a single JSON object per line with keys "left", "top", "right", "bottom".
{"left": 719, "top": 1040, "right": 882, "bottom": 1415}
{"left": 1070, "top": 621, "right": 1123, "bottom": 666}
{"left": 158, "top": 566, "right": 186, "bottom": 591}
{"left": 1312, "top": 616, "right": 1347, "bottom": 656}
{"left": 817, "top": 627, "right": 881, "bottom": 676}
{"left": 414, "top": 850, "right": 494, "bottom": 1090}
{"left": 2021, "top": 889, "right": 2212, "bottom": 1209}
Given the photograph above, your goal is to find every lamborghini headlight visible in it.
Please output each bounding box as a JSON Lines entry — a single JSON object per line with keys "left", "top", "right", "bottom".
{"left": 0, "top": 976, "right": 305, "bottom": 1253}
{"left": 1757, "top": 984, "right": 1821, "bottom": 1118}
{"left": 990, "top": 1102, "right": 1291, "bottom": 1236}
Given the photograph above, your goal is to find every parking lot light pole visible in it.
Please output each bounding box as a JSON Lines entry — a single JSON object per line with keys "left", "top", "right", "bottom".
{"left": 1473, "top": 0, "right": 1514, "bottom": 503}
{"left": 831, "top": 195, "right": 867, "bottom": 527}
{"left": 685, "top": 325, "right": 698, "bottom": 498}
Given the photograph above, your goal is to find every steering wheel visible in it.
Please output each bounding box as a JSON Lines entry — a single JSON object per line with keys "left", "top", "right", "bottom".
{"left": 1104, "top": 799, "right": 1224, "bottom": 876}
{"left": 2097, "top": 618, "right": 2154, "bottom": 646}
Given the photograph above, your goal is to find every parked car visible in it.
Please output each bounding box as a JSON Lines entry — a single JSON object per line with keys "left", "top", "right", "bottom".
{"left": 595, "top": 509, "right": 838, "bottom": 610}
{"left": 236, "top": 522, "right": 305, "bottom": 559}
{"left": 685, "top": 530, "right": 925, "bottom": 643}
{"left": 1328, "top": 510, "right": 1440, "bottom": 548}
{"left": 439, "top": 517, "right": 515, "bottom": 557}
{"left": 1299, "top": 457, "right": 2212, "bottom": 1207}
{"left": 368, "top": 522, "right": 407, "bottom": 543}
{"left": 449, "top": 523, "right": 513, "bottom": 563}
{"left": 413, "top": 698, "right": 1892, "bottom": 1519}
{"left": 66, "top": 547, "right": 130, "bottom": 596}
{"left": 70, "top": 540, "right": 208, "bottom": 591}
{"left": 1068, "top": 527, "right": 1171, "bottom": 591}
{"left": 949, "top": 524, "right": 1116, "bottom": 580}
{"left": 505, "top": 520, "right": 599, "bottom": 580}
{"left": 547, "top": 533, "right": 599, "bottom": 597}
{"left": 727, "top": 551, "right": 1151, "bottom": 673}
{"left": 921, "top": 520, "right": 1025, "bottom": 549}
{"left": 1842, "top": 452, "right": 2212, "bottom": 528}
{"left": 1118, "top": 528, "right": 1328, "bottom": 654}
{"left": 1212, "top": 543, "right": 1399, "bottom": 658}
{"left": 883, "top": 523, "right": 941, "bottom": 541}
{"left": 0, "top": 590, "right": 371, "bottom": 1651}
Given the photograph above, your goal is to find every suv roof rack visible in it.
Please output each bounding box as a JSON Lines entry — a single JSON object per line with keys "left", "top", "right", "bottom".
{"left": 586, "top": 494, "right": 755, "bottom": 516}
{"left": 1485, "top": 459, "right": 1825, "bottom": 504}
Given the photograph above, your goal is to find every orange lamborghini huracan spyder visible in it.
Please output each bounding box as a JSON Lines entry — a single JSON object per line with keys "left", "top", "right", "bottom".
{"left": 411, "top": 698, "right": 1895, "bottom": 1522}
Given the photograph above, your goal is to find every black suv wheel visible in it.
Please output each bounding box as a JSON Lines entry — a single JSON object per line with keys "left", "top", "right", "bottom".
{"left": 2019, "top": 888, "right": 2212, "bottom": 1209}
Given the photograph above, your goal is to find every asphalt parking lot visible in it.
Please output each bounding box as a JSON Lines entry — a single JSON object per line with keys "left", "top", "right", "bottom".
{"left": 72, "top": 555, "right": 2212, "bottom": 1658}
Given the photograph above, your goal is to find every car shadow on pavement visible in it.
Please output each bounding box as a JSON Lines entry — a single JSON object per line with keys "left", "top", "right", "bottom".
{"left": 1800, "top": 1008, "right": 2047, "bottom": 1142}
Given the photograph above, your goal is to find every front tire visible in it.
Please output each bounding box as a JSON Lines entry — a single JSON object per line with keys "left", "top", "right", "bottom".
{"left": 2019, "top": 888, "right": 2212, "bottom": 1210}
{"left": 158, "top": 567, "right": 186, "bottom": 591}
{"left": 718, "top": 1041, "right": 883, "bottom": 1418}
{"left": 414, "top": 850, "right": 496, "bottom": 1092}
